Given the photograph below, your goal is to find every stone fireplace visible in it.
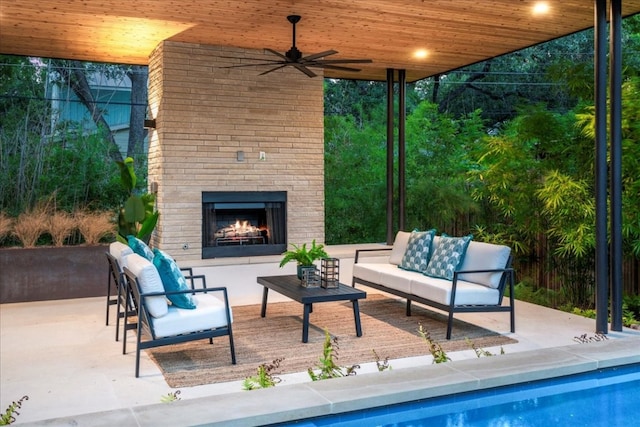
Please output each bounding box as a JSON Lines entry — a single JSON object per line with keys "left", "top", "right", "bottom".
{"left": 146, "top": 41, "right": 325, "bottom": 261}
{"left": 202, "top": 191, "right": 287, "bottom": 258}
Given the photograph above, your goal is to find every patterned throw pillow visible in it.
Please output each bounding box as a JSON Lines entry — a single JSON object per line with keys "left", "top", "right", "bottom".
{"left": 424, "top": 234, "right": 473, "bottom": 280}
{"left": 127, "top": 235, "right": 154, "bottom": 261}
{"left": 152, "top": 249, "right": 197, "bottom": 309}
{"left": 399, "top": 229, "right": 436, "bottom": 273}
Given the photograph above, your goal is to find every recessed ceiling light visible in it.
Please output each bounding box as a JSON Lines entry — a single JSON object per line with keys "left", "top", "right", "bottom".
{"left": 533, "top": 2, "right": 550, "bottom": 15}
{"left": 414, "top": 49, "right": 428, "bottom": 59}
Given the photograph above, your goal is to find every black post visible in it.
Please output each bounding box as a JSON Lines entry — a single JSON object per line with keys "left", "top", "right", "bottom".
{"left": 609, "top": 0, "right": 623, "bottom": 331}
{"left": 594, "top": 0, "right": 608, "bottom": 334}
{"left": 386, "top": 68, "right": 395, "bottom": 245}
{"left": 398, "top": 69, "right": 407, "bottom": 232}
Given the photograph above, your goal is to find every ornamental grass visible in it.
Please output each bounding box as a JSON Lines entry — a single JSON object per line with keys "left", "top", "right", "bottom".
{"left": 76, "top": 210, "right": 116, "bottom": 245}
{"left": 12, "top": 208, "right": 48, "bottom": 248}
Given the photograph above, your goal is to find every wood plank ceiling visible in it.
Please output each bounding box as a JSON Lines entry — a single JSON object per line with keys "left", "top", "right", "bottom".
{"left": 1, "top": 1, "right": 639, "bottom": 81}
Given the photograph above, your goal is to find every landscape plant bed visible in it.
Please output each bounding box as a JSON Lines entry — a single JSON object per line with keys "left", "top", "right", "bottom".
{"left": 0, "top": 244, "right": 108, "bottom": 304}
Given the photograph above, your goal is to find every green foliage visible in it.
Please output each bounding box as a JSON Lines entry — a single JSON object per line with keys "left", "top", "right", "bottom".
{"left": 160, "top": 390, "right": 181, "bottom": 403}
{"left": 514, "top": 280, "right": 563, "bottom": 308}
{"left": 0, "top": 395, "right": 28, "bottom": 425}
{"left": 417, "top": 324, "right": 450, "bottom": 364}
{"left": 279, "top": 239, "right": 328, "bottom": 267}
{"left": 243, "top": 358, "right": 283, "bottom": 390}
{"left": 372, "top": 349, "right": 391, "bottom": 372}
{"left": 465, "top": 338, "right": 505, "bottom": 357}
{"left": 0, "top": 56, "right": 123, "bottom": 216}
{"left": 308, "top": 329, "right": 359, "bottom": 381}
{"left": 116, "top": 157, "right": 158, "bottom": 243}
{"left": 404, "top": 104, "right": 484, "bottom": 231}
{"left": 324, "top": 113, "right": 387, "bottom": 244}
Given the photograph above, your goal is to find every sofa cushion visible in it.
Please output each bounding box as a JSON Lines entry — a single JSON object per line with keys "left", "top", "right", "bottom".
{"left": 425, "top": 234, "right": 473, "bottom": 280}
{"left": 399, "top": 229, "right": 435, "bottom": 273}
{"left": 127, "top": 235, "right": 154, "bottom": 261}
{"left": 458, "top": 241, "right": 511, "bottom": 289}
{"left": 150, "top": 293, "right": 231, "bottom": 338}
{"left": 125, "top": 253, "right": 168, "bottom": 318}
{"left": 352, "top": 263, "right": 384, "bottom": 284}
{"left": 109, "top": 241, "right": 133, "bottom": 271}
{"left": 152, "top": 249, "right": 196, "bottom": 309}
{"left": 379, "top": 267, "right": 414, "bottom": 294}
{"left": 389, "top": 231, "right": 411, "bottom": 265}
{"left": 410, "top": 275, "right": 500, "bottom": 306}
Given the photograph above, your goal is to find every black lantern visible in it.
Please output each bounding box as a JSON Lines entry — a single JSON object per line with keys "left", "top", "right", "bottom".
{"left": 321, "top": 258, "right": 340, "bottom": 288}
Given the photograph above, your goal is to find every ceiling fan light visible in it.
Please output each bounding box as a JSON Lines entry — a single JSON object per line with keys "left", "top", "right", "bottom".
{"left": 413, "top": 49, "right": 429, "bottom": 59}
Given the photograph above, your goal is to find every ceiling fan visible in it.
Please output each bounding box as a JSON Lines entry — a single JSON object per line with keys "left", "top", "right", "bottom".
{"left": 221, "top": 15, "right": 372, "bottom": 78}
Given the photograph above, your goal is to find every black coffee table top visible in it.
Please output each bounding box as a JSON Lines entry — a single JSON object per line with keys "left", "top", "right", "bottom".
{"left": 257, "top": 275, "right": 366, "bottom": 304}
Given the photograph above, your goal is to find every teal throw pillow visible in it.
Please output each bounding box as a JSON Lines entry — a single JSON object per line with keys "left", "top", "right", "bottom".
{"left": 152, "top": 249, "right": 196, "bottom": 309}
{"left": 127, "top": 235, "right": 154, "bottom": 261}
{"left": 399, "top": 229, "right": 436, "bottom": 273}
{"left": 424, "top": 234, "right": 473, "bottom": 280}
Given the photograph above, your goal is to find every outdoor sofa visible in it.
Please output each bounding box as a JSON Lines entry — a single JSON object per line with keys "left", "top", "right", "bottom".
{"left": 352, "top": 230, "right": 515, "bottom": 339}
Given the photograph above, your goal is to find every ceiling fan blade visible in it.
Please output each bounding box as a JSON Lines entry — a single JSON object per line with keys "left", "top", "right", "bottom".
{"left": 293, "top": 63, "right": 317, "bottom": 78}
{"left": 301, "top": 50, "right": 338, "bottom": 61}
{"left": 312, "top": 58, "right": 373, "bottom": 64}
{"left": 264, "top": 48, "right": 289, "bottom": 61}
{"left": 312, "top": 64, "right": 363, "bottom": 73}
{"left": 258, "top": 64, "right": 289, "bottom": 75}
{"left": 221, "top": 61, "right": 286, "bottom": 69}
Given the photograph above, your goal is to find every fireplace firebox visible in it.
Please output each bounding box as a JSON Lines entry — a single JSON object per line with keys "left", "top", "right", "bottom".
{"left": 202, "top": 191, "right": 287, "bottom": 258}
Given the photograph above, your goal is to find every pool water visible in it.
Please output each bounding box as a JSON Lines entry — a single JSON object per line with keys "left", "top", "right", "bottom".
{"left": 279, "top": 364, "right": 640, "bottom": 427}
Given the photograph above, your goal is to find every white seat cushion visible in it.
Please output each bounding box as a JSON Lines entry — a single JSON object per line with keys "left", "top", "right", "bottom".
{"left": 126, "top": 253, "right": 168, "bottom": 318}
{"left": 458, "top": 241, "right": 511, "bottom": 289}
{"left": 110, "top": 241, "right": 133, "bottom": 271}
{"left": 353, "top": 263, "right": 384, "bottom": 284}
{"left": 150, "top": 294, "right": 232, "bottom": 338}
{"left": 378, "top": 266, "right": 415, "bottom": 294}
{"left": 410, "top": 275, "right": 500, "bottom": 306}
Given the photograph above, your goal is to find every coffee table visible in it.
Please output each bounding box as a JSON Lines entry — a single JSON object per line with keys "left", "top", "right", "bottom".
{"left": 257, "top": 275, "right": 367, "bottom": 343}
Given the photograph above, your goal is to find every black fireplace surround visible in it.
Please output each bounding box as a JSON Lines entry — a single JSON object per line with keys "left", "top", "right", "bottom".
{"left": 202, "top": 191, "right": 287, "bottom": 258}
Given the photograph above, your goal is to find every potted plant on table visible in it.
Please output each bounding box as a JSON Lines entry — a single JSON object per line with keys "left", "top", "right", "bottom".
{"left": 279, "top": 239, "right": 329, "bottom": 280}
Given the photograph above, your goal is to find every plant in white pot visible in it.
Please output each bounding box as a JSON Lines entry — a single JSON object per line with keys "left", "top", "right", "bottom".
{"left": 279, "top": 240, "right": 329, "bottom": 279}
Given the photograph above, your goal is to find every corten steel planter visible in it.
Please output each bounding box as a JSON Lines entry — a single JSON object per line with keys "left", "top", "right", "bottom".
{"left": 0, "top": 245, "right": 108, "bottom": 303}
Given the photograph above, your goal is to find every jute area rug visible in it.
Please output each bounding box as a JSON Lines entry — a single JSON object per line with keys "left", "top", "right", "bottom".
{"left": 147, "top": 294, "right": 516, "bottom": 388}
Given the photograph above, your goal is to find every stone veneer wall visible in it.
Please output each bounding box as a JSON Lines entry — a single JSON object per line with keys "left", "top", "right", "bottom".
{"left": 147, "top": 41, "right": 325, "bottom": 261}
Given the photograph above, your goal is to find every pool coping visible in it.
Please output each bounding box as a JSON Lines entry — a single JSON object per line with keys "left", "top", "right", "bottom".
{"left": 20, "top": 337, "right": 640, "bottom": 426}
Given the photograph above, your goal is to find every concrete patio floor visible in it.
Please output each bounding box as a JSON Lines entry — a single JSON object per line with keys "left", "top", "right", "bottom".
{"left": 2, "top": 252, "right": 639, "bottom": 425}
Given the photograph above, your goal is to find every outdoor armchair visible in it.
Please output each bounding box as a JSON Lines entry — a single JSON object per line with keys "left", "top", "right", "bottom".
{"left": 122, "top": 253, "right": 236, "bottom": 377}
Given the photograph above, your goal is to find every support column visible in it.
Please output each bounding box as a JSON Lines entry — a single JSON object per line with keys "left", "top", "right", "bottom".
{"left": 386, "top": 68, "right": 395, "bottom": 245}
{"left": 609, "top": 0, "right": 623, "bottom": 331}
{"left": 398, "top": 70, "right": 407, "bottom": 232}
{"left": 594, "top": 0, "right": 608, "bottom": 334}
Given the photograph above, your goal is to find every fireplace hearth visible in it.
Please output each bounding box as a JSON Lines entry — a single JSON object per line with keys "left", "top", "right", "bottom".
{"left": 202, "top": 191, "right": 287, "bottom": 258}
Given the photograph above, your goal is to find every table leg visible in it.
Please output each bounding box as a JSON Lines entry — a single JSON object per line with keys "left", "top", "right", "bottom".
{"left": 352, "top": 299, "right": 363, "bottom": 337}
{"left": 302, "top": 303, "right": 311, "bottom": 343}
{"left": 260, "top": 287, "right": 269, "bottom": 318}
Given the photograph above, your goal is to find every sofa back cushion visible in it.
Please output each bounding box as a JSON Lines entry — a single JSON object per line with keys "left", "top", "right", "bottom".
{"left": 109, "top": 241, "right": 133, "bottom": 271}
{"left": 458, "top": 242, "right": 511, "bottom": 289}
{"left": 389, "top": 231, "right": 411, "bottom": 265}
{"left": 126, "top": 253, "right": 168, "bottom": 318}
{"left": 399, "top": 229, "right": 436, "bottom": 273}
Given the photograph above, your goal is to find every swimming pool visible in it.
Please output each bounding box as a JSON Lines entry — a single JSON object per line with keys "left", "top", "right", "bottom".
{"left": 277, "top": 363, "right": 640, "bottom": 426}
